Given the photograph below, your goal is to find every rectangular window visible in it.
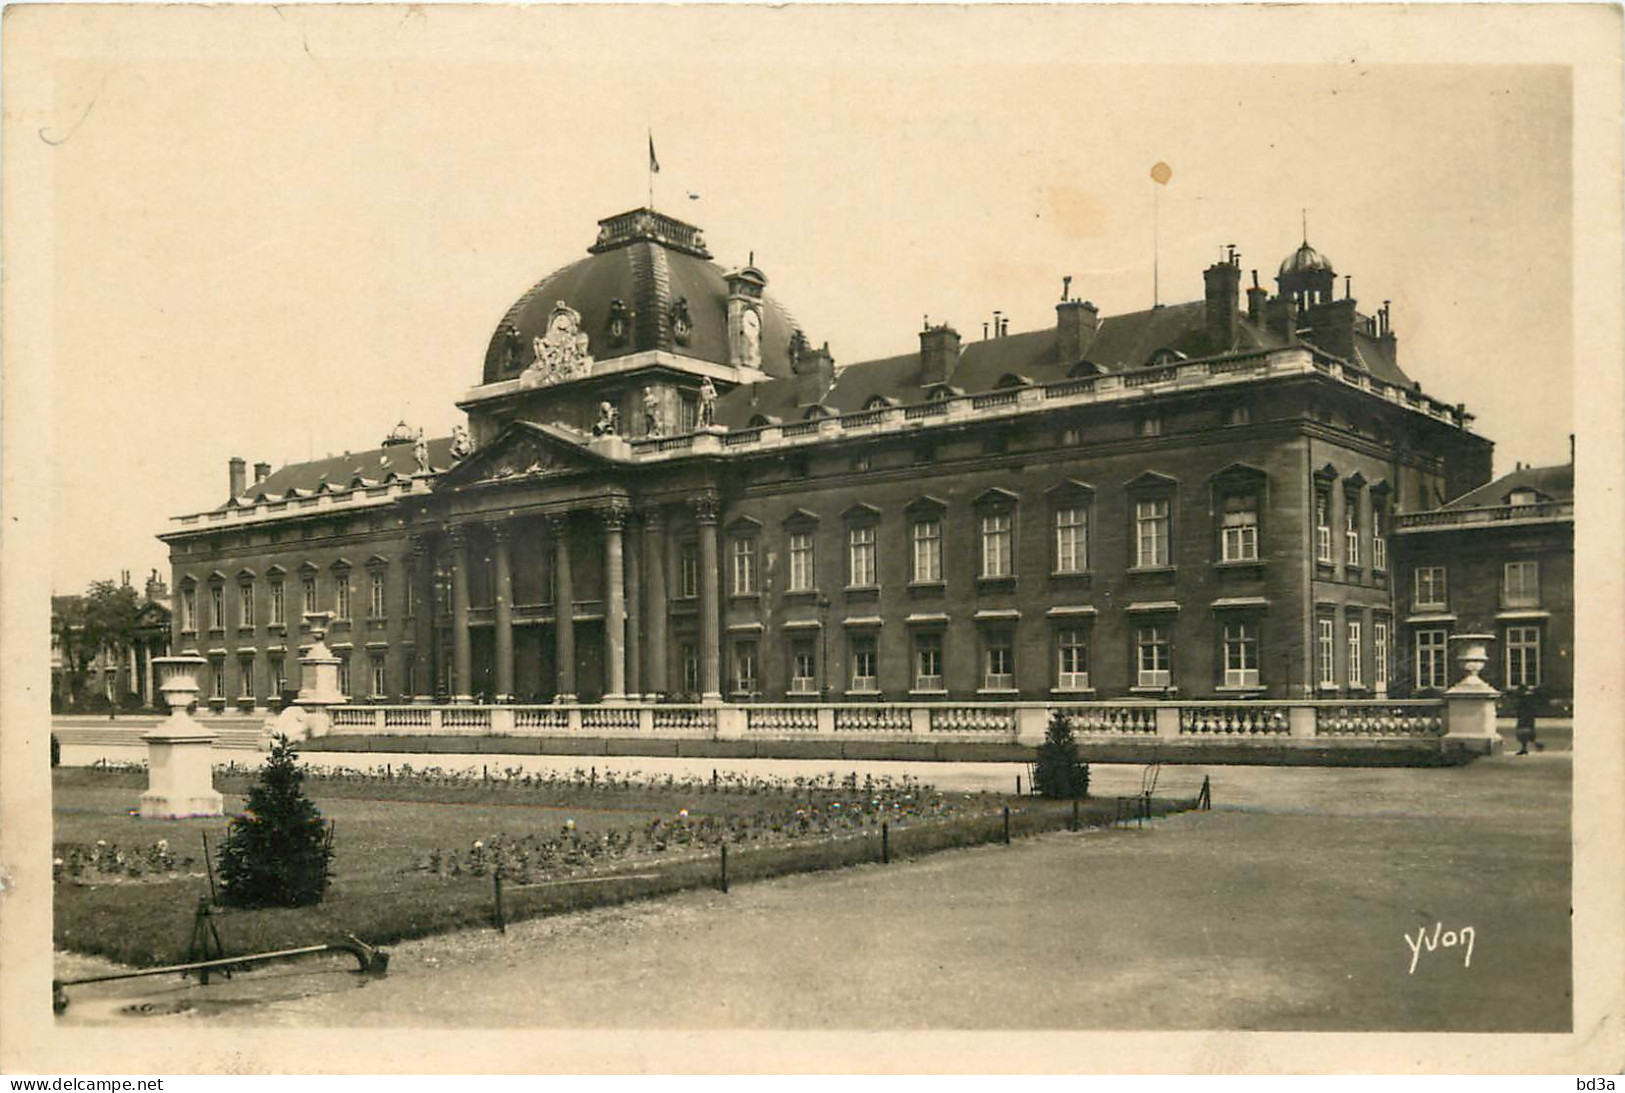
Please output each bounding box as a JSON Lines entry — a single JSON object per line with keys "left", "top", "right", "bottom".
{"left": 1503, "top": 561, "right": 1540, "bottom": 607}
{"left": 1345, "top": 499, "right": 1360, "bottom": 566}
{"left": 239, "top": 658, "right": 255, "bottom": 699}
{"left": 1317, "top": 618, "right": 1336, "bottom": 688}
{"left": 1414, "top": 566, "right": 1447, "bottom": 609}
{"left": 1223, "top": 622, "right": 1259, "bottom": 688}
{"left": 337, "top": 654, "right": 351, "bottom": 697}
{"left": 981, "top": 513, "right": 1013, "bottom": 578}
{"left": 211, "top": 658, "right": 226, "bottom": 700}
{"left": 371, "top": 655, "right": 387, "bottom": 698}
{"left": 370, "top": 573, "right": 386, "bottom": 618}
{"left": 849, "top": 635, "right": 878, "bottom": 692}
{"left": 269, "top": 580, "right": 285, "bottom": 627}
{"left": 1372, "top": 508, "right": 1388, "bottom": 571}
{"left": 983, "top": 632, "right": 1014, "bottom": 691}
{"left": 680, "top": 643, "right": 699, "bottom": 695}
{"left": 730, "top": 537, "right": 757, "bottom": 595}
{"left": 848, "top": 525, "right": 877, "bottom": 587}
{"left": 732, "top": 641, "right": 758, "bottom": 695}
{"left": 912, "top": 519, "right": 942, "bottom": 583}
{"left": 1054, "top": 507, "right": 1088, "bottom": 573}
{"left": 1415, "top": 628, "right": 1449, "bottom": 690}
{"left": 1056, "top": 627, "right": 1090, "bottom": 690}
{"left": 1347, "top": 620, "right": 1363, "bottom": 687}
{"left": 1136, "top": 499, "right": 1170, "bottom": 568}
{"left": 1506, "top": 626, "right": 1541, "bottom": 688}
{"left": 679, "top": 543, "right": 699, "bottom": 599}
{"left": 270, "top": 655, "right": 287, "bottom": 696}
{"left": 679, "top": 395, "right": 698, "bottom": 433}
{"left": 182, "top": 587, "right": 197, "bottom": 631}
{"left": 790, "top": 639, "right": 817, "bottom": 694}
{"left": 1220, "top": 495, "right": 1258, "bottom": 562}
{"left": 302, "top": 577, "right": 317, "bottom": 618}
{"left": 1315, "top": 493, "right": 1333, "bottom": 563}
{"left": 1139, "top": 416, "right": 1162, "bottom": 437}
{"left": 914, "top": 633, "right": 943, "bottom": 692}
{"left": 335, "top": 575, "right": 351, "bottom": 619}
{"left": 1136, "top": 626, "right": 1171, "bottom": 688}
{"left": 1374, "top": 621, "right": 1390, "bottom": 688}
{"left": 239, "top": 584, "right": 255, "bottom": 628}
{"left": 787, "top": 531, "right": 815, "bottom": 592}
{"left": 210, "top": 585, "right": 224, "bottom": 630}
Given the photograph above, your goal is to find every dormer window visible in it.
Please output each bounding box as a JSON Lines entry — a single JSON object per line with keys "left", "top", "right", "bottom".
{"left": 1509, "top": 488, "right": 1540, "bottom": 506}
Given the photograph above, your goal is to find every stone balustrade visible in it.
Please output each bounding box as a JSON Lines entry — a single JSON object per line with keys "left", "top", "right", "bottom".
{"left": 313, "top": 697, "right": 1462, "bottom": 752}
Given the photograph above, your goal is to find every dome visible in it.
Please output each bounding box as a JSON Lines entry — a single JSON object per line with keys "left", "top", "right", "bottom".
{"left": 1279, "top": 241, "right": 1334, "bottom": 277}
{"left": 381, "top": 420, "right": 418, "bottom": 447}
{"left": 482, "top": 209, "right": 805, "bottom": 385}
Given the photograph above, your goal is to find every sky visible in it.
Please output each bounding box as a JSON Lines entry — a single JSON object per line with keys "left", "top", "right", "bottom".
{"left": 36, "top": 7, "right": 1575, "bottom": 595}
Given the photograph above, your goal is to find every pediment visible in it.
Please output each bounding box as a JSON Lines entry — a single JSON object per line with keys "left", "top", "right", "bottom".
{"left": 435, "top": 422, "right": 615, "bottom": 490}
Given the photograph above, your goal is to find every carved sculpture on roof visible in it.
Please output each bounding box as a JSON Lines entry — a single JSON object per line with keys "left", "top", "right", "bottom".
{"left": 736, "top": 307, "right": 762, "bottom": 369}
{"left": 523, "top": 301, "right": 595, "bottom": 387}
{"left": 670, "top": 296, "right": 693, "bottom": 347}
{"left": 473, "top": 438, "right": 558, "bottom": 486}
{"left": 788, "top": 329, "right": 808, "bottom": 368}
{"left": 501, "top": 322, "right": 524, "bottom": 372}
{"left": 697, "top": 376, "right": 717, "bottom": 428}
{"left": 643, "top": 386, "right": 664, "bottom": 438}
{"left": 450, "top": 423, "right": 475, "bottom": 461}
{"left": 605, "top": 299, "right": 631, "bottom": 349}
{"left": 592, "top": 401, "right": 620, "bottom": 438}
{"left": 413, "top": 428, "right": 430, "bottom": 474}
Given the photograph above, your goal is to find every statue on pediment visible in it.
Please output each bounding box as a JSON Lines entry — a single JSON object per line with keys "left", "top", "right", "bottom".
{"left": 524, "top": 301, "right": 595, "bottom": 386}
{"left": 593, "top": 401, "right": 620, "bottom": 437}
{"left": 450, "top": 423, "right": 474, "bottom": 460}
{"left": 413, "top": 428, "right": 430, "bottom": 474}
{"left": 643, "top": 387, "right": 664, "bottom": 438}
{"left": 697, "top": 377, "right": 717, "bottom": 428}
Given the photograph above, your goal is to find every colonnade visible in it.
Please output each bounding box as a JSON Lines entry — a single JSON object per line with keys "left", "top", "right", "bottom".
{"left": 412, "top": 492, "right": 722, "bottom": 704}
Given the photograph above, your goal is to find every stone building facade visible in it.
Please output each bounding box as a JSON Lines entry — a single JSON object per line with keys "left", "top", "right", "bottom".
{"left": 159, "top": 208, "right": 1502, "bottom": 707}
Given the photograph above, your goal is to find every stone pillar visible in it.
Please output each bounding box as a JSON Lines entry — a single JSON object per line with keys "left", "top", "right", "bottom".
{"left": 643, "top": 507, "right": 668, "bottom": 700}
{"left": 143, "top": 640, "right": 156, "bottom": 707}
{"left": 601, "top": 504, "right": 629, "bottom": 702}
{"left": 409, "top": 534, "right": 433, "bottom": 701}
{"left": 491, "top": 524, "right": 515, "bottom": 703}
{"left": 140, "top": 655, "right": 224, "bottom": 819}
{"left": 694, "top": 491, "right": 723, "bottom": 704}
{"left": 549, "top": 513, "right": 577, "bottom": 703}
{"left": 1444, "top": 633, "right": 1502, "bottom": 754}
{"left": 449, "top": 526, "right": 473, "bottom": 703}
{"left": 625, "top": 512, "right": 643, "bottom": 701}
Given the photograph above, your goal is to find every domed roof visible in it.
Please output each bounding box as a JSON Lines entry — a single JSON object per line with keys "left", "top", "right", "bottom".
{"left": 482, "top": 209, "right": 805, "bottom": 385}
{"left": 1279, "top": 240, "right": 1334, "bottom": 277}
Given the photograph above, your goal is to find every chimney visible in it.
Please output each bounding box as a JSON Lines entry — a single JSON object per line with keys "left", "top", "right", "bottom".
{"left": 1203, "top": 251, "right": 1242, "bottom": 350}
{"left": 919, "top": 323, "right": 962, "bottom": 386}
{"left": 1303, "top": 294, "right": 1358, "bottom": 360}
{"left": 1246, "top": 269, "right": 1268, "bottom": 324}
{"left": 1056, "top": 298, "right": 1101, "bottom": 366}
{"left": 794, "top": 341, "right": 836, "bottom": 407}
{"left": 254, "top": 461, "right": 271, "bottom": 484}
{"left": 228, "top": 456, "right": 246, "bottom": 499}
{"left": 145, "top": 569, "right": 168, "bottom": 603}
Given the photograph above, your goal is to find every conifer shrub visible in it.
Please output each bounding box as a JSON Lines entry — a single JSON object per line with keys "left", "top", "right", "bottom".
{"left": 216, "top": 734, "right": 333, "bottom": 907}
{"left": 1033, "top": 710, "right": 1091, "bottom": 799}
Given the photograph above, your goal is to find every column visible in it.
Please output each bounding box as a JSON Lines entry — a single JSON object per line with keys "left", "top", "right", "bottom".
{"left": 601, "top": 504, "right": 629, "bottom": 702}
{"left": 449, "top": 525, "right": 473, "bottom": 703}
{"left": 143, "top": 640, "right": 156, "bottom": 707}
{"left": 491, "top": 524, "right": 515, "bottom": 703}
{"left": 625, "top": 511, "right": 643, "bottom": 700}
{"left": 694, "top": 491, "right": 722, "bottom": 704}
{"left": 548, "top": 513, "right": 577, "bottom": 703}
{"left": 409, "top": 534, "right": 434, "bottom": 700}
{"left": 643, "top": 506, "right": 668, "bottom": 700}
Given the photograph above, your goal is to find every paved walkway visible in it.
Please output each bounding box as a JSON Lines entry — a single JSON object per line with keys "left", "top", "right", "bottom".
{"left": 56, "top": 746, "right": 1570, "bottom": 1032}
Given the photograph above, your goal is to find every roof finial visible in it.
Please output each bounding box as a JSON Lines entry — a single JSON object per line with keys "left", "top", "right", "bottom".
{"left": 1302, "top": 207, "right": 1308, "bottom": 245}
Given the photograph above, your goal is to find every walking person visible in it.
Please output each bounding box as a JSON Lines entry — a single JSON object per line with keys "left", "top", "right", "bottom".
{"left": 1514, "top": 684, "right": 1542, "bottom": 755}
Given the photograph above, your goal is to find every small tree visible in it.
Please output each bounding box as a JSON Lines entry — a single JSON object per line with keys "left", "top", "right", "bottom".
{"left": 216, "top": 734, "right": 333, "bottom": 907}
{"left": 1034, "top": 710, "right": 1091, "bottom": 799}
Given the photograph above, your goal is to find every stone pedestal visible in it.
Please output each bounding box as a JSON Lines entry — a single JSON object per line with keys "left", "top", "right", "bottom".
{"left": 140, "top": 655, "right": 224, "bottom": 820}
{"left": 293, "top": 612, "right": 346, "bottom": 738}
{"left": 1443, "top": 633, "right": 1502, "bottom": 754}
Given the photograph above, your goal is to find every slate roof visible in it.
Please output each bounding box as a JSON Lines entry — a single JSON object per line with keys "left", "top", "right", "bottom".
{"left": 714, "top": 300, "right": 1295, "bottom": 428}
{"left": 226, "top": 437, "right": 458, "bottom": 508}
{"left": 1442, "top": 462, "right": 1574, "bottom": 510}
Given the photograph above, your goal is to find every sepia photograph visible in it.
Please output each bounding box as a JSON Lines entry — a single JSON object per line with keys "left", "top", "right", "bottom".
{"left": 1, "top": 2, "right": 1621, "bottom": 1076}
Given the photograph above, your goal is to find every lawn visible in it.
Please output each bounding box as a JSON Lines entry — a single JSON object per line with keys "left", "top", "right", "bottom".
{"left": 54, "top": 761, "right": 1194, "bottom": 967}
